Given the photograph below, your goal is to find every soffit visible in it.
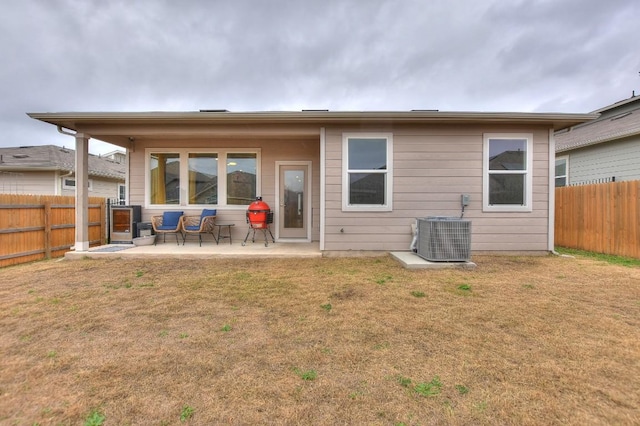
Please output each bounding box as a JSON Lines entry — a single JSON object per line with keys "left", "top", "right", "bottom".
{"left": 28, "top": 111, "right": 598, "bottom": 149}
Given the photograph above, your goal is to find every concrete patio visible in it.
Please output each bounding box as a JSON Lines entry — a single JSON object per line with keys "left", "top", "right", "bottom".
{"left": 65, "top": 238, "right": 476, "bottom": 270}
{"left": 65, "top": 239, "right": 323, "bottom": 260}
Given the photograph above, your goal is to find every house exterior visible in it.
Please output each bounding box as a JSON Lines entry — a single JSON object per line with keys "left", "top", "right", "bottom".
{"left": 555, "top": 94, "right": 640, "bottom": 186}
{"left": 0, "top": 145, "right": 126, "bottom": 200}
{"left": 28, "top": 110, "right": 595, "bottom": 253}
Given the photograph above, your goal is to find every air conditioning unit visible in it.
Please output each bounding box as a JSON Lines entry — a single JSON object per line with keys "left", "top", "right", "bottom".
{"left": 417, "top": 217, "right": 471, "bottom": 262}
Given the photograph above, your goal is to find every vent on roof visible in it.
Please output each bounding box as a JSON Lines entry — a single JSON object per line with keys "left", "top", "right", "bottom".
{"left": 12, "top": 154, "right": 29, "bottom": 159}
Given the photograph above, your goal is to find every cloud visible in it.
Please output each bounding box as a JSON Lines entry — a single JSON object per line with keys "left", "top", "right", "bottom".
{"left": 1, "top": 0, "right": 639, "bottom": 153}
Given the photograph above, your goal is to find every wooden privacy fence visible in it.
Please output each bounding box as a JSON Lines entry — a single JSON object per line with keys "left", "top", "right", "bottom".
{"left": 0, "top": 194, "right": 106, "bottom": 268}
{"left": 555, "top": 180, "right": 640, "bottom": 258}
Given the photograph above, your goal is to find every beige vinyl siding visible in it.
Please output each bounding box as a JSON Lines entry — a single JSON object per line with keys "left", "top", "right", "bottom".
{"left": 90, "top": 178, "right": 123, "bottom": 199}
{"left": 324, "top": 125, "right": 551, "bottom": 253}
{"left": 567, "top": 136, "right": 640, "bottom": 184}
{"left": 60, "top": 177, "right": 122, "bottom": 199}
{"left": 0, "top": 171, "right": 56, "bottom": 195}
{"left": 0, "top": 170, "right": 122, "bottom": 198}
{"left": 128, "top": 138, "right": 320, "bottom": 242}
{"left": 124, "top": 122, "right": 552, "bottom": 253}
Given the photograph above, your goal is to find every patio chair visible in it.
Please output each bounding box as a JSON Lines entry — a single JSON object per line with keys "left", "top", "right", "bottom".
{"left": 151, "top": 211, "right": 184, "bottom": 245}
{"left": 180, "top": 209, "right": 217, "bottom": 246}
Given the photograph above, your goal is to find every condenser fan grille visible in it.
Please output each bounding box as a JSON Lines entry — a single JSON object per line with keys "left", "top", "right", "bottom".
{"left": 417, "top": 217, "right": 471, "bottom": 262}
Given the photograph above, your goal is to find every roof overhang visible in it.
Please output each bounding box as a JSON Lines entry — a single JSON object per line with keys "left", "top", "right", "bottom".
{"left": 28, "top": 110, "right": 598, "bottom": 149}
{"left": 0, "top": 165, "right": 123, "bottom": 180}
{"left": 556, "top": 128, "right": 640, "bottom": 153}
{"left": 0, "top": 165, "right": 64, "bottom": 172}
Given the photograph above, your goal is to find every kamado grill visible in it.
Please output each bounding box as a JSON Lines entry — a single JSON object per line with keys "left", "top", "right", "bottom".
{"left": 242, "top": 197, "right": 275, "bottom": 247}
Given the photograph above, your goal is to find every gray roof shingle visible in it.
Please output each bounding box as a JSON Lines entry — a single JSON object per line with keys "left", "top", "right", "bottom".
{"left": 556, "top": 96, "right": 640, "bottom": 153}
{"left": 0, "top": 145, "right": 125, "bottom": 180}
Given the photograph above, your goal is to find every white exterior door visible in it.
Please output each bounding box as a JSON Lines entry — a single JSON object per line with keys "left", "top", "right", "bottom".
{"left": 276, "top": 162, "right": 311, "bottom": 240}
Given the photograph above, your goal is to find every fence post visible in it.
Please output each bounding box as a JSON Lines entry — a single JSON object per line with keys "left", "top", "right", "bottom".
{"left": 44, "top": 200, "right": 51, "bottom": 259}
{"left": 100, "top": 199, "right": 106, "bottom": 245}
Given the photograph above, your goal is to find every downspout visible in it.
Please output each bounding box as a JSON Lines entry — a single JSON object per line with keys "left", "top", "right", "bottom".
{"left": 57, "top": 170, "right": 74, "bottom": 195}
{"left": 548, "top": 128, "right": 559, "bottom": 255}
{"left": 57, "top": 126, "right": 75, "bottom": 195}
{"left": 57, "top": 125, "right": 76, "bottom": 137}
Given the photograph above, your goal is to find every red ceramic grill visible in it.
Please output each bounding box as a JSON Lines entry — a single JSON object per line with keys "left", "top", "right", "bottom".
{"left": 242, "top": 197, "right": 275, "bottom": 246}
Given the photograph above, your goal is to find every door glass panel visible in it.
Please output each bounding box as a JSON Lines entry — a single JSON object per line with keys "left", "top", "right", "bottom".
{"left": 284, "top": 169, "right": 304, "bottom": 229}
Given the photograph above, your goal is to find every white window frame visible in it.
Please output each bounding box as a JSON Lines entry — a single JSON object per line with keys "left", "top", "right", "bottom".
{"left": 145, "top": 148, "right": 261, "bottom": 209}
{"left": 342, "top": 133, "right": 393, "bottom": 212}
{"left": 62, "top": 177, "right": 93, "bottom": 191}
{"left": 483, "top": 133, "right": 533, "bottom": 212}
{"left": 555, "top": 156, "right": 569, "bottom": 187}
{"left": 117, "top": 183, "right": 126, "bottom": 203}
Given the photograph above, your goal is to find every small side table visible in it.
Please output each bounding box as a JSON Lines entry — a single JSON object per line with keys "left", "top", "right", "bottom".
{"left": 214, "top": 223, "right": 235, "bottom": 245}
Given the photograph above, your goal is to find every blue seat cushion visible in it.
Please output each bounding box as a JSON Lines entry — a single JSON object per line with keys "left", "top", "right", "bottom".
{"left": 184, "top": 210, "right": 215, "bottom": 231}
{"left": 200, "top": 209, "right": 216, "bottom": 222}
{"left": 160, "top": 211, "right": 183, "bottom": 229}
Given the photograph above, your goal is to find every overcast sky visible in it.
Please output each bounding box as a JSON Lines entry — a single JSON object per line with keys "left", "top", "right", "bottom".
{"left": 2, "top": 0, "right": 639, "bottom": 154}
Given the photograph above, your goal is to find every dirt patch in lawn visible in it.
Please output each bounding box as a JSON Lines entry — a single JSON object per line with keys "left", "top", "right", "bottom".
{"left": 0, "top": 254, "right": 638, "bottom": 425}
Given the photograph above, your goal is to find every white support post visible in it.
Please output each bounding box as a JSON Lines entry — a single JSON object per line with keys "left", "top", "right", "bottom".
{"left": 548, "top": 128, "right": 556, "bottom": 253}
{"left": 319, "top": 127, "right": 325, "bottom": 251}
{"left": 75, "top": 133, "right": 90, "bottom": 251}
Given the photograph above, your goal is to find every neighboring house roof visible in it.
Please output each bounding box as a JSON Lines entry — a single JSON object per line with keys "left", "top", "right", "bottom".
{"left": 555, "top": 94, "right": 640, "bottom": 153}
{"left": 489, "top": 150, "right": 525, "bottom": 170}
{"left": 0, "top": 145, "right": 126, "bottom": 180}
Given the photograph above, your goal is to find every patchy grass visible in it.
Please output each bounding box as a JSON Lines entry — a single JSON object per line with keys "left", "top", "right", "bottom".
{"left": 556, "top": 246, "right": 640, "bottom": 267}
{"left": 413, "top": 376, "right": 443, "bottom": 397}
{"left": 83, "top": 408, "right": 105, "bottom": 426}
{"left": 0, "top": 255, "right": 639, "bottom": 425}
{"left": 293, "top": 368, "right": 318, "bottom": 381}
{"left": 179, "top": 405, "right": 194, "bottom": 423}
{"left": 320, "top": 303, "right": 332, "bottom": 312}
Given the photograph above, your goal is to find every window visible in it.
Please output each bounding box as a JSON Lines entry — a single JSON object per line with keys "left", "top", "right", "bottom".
{"left": 555, "top": 157, "right": 568, "bottom": 187}
{"left": 147, "top": 149, "right": 260, "bottom": 207}
{"left": 189, "top": 153, "right": 218, "bottom": 204}
{"left": 118, "top": 184, "right": 126, "bottom": 203}
{"left": 62, "top": 177, "right": 93, "bottom": 191}
{"left": 483, "top": 134, "right": 533, "bottom": 212}
{"left": 150, "top": 153, "right": 180, "bottom": 204}
{"left": 342, "top": 133, "right": 393, "bottom": 211}
{"left": 227, "top": 153, "right": 257, "bottom": 205}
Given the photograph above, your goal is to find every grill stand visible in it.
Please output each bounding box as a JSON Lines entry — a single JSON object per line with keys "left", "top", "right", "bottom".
{"left": 242, "top": 226, "right": 275, "bottom": 247}
{"left": 242, "top": 211, "right": 275, "bottom": 247}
